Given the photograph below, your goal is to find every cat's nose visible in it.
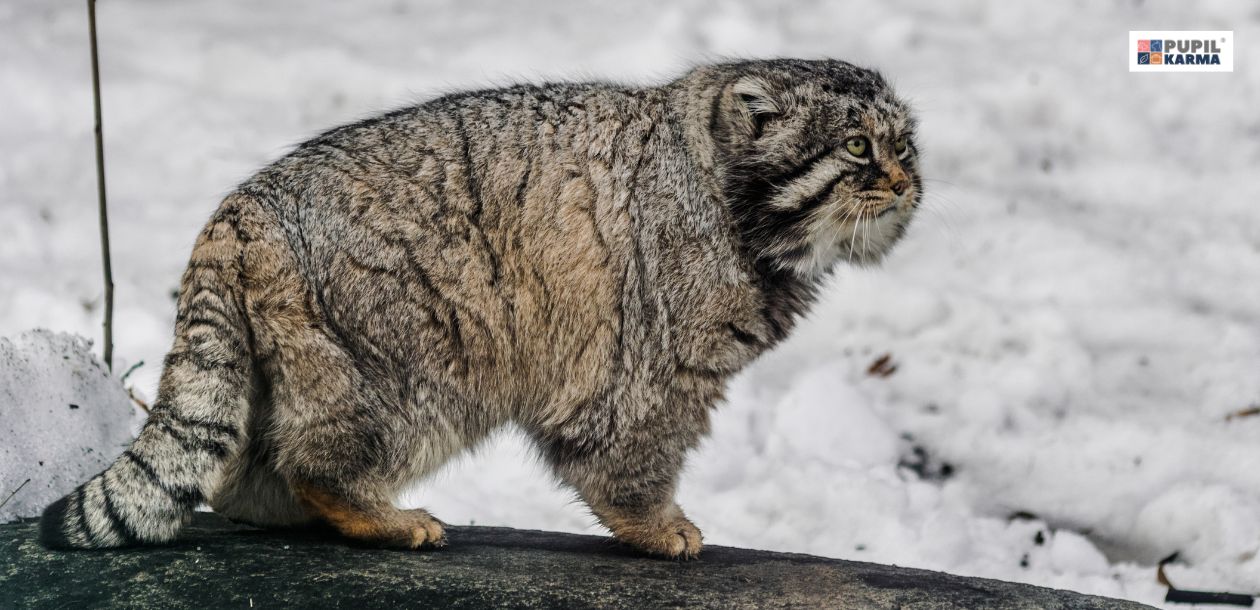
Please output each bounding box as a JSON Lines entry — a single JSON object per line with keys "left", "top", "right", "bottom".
{"left": 891, "top": 179, "right": 909, "bottom": 196}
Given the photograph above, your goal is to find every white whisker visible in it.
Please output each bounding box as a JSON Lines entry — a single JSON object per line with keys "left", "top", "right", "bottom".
{"left": 861, "top": 213, "right": 870, "bottom": 262}
{"left": 874, "top": 214, "right": 884, "bottom": 254}
{"left": 847, "top": 209, "right": 862, "bottom": 263}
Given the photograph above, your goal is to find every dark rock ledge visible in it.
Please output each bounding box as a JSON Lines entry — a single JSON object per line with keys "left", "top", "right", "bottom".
{"left": 0, "top": 512, "right": 1151, "bottom": 609}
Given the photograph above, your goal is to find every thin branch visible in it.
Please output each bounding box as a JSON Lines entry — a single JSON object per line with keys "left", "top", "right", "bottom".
{"left": 1225, "top": 404, "right": 1260, "bottom": 422}
{"left": 1158, "top": 552, "right": 1256, "bottom": 606}
{"left": 88, "top": 0, "right": 114, "bottom": 371}
{"left": 119, "top": 359, "right": 144, "bottom": 383}
{"left": 127, "top": 386, "right": 151, "bottom": 414}
{"left": 0, "top": 479, "right": 31, "bottom": 511}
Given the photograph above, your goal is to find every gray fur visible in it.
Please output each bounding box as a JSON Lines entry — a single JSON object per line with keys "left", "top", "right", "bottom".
{"left": 41, "top": 59, "right": 921, "bottom": 557}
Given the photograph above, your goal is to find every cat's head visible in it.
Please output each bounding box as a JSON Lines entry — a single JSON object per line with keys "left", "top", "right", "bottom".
{"left": 698, "top": 59, "right": 922, "bottom": 277}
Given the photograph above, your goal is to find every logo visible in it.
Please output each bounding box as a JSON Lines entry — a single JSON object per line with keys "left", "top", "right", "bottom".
{"left": 1130, "top": 31, "right": 1233, "bottom": 72}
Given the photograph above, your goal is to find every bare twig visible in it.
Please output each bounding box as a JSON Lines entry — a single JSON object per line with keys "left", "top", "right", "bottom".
{"left": 1225, "top": 405, "right": 1260, "bottom": 422}
{"left": 1158, "top": 552, "right": 1256, "bottom": 606}
{"left": 119, "top": 360, "right": 144, "bottom": 383}
{"left": 128, "top": 386, "right": 151, "bottom": 414}
{"left": 867, "top": 353, "right": 898, "bottom": 378}
{"left": 0, "top": 479, "right": 31, "bottom": 511}
{"left": 88, "top": 0, "right": 114, "bottom": 371}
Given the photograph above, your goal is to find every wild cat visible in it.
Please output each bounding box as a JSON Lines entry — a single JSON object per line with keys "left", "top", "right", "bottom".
{"left": 41, "top": 59, "right": 921, "bottom": 558}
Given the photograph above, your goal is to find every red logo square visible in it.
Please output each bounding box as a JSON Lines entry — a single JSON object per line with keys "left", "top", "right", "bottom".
{"left": 1137, "top": 39, "right": 1150, "bottom": 52}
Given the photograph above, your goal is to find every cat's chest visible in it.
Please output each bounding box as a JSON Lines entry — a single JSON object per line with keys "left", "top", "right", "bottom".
{"left": 658, "top": 257, "right": 777, "bottom": 380}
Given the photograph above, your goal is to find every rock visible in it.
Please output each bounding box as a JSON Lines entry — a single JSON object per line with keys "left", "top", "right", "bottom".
{"left": 1, "top": 513, "right": 1151, "bottom": 609}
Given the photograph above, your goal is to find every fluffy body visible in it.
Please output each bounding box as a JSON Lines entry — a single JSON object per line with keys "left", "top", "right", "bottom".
{"left": 41, "top": 59, "right": 921, "bottom": 557}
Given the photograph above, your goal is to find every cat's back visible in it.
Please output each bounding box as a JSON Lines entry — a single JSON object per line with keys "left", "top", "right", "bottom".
{"left": 245, "top": 81, "right": 665, "bottom": 254}
{"left": 228, "top": 81, "right": 683, "bottom": 411}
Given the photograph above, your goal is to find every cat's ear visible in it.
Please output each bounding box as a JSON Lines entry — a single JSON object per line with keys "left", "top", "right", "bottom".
{"left": 729, "top": 76, "right": 786, "bottom": 140}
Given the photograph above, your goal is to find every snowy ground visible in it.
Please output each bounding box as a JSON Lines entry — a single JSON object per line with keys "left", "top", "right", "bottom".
{"left": 3, "top": 0, "right": 1259, "bottom": 605}
{"left": 0, "top": 331, "right": 139, "bottom": 523}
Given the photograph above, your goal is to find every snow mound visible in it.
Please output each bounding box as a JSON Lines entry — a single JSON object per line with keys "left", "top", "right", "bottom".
{"left": 0, "top": 331, "right": 139, "bottom": 523}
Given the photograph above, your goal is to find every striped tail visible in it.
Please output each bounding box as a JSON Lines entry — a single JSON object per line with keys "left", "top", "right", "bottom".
{"left": 41, "top": 204, "right": 254, "bottom": 549}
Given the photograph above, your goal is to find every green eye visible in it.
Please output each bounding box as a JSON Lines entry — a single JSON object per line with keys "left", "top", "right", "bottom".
{"left": 845, "top": 136, "right": 869, "bottom": 157}
{"left": 894, "top": 135, "right": 909, "bottom": 155}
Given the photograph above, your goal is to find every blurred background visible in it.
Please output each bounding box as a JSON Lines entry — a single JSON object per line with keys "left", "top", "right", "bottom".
{"left": 2, "top": 0, "right": 1258, "bottom": 605}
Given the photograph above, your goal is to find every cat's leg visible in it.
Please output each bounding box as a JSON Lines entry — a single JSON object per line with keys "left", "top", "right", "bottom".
{"left": 256, "top": 320, "right": 468, "bottom": 549}
{"left": 273, "top": 385, "right": 455, "bottom": 549}
{"left": 291, "top": 483, "right": 446, "bottom": 548}
{"left": 533, "top": 398, "right": 706, "bottom": 559}
{"left": 210, "top": 438, "right": 311, "bottom": 528}
{"left": 270, "top": 377, "right": 469, "bottom": 549}
{"left": 209, "top": 390, "right": 312, "bottom": 528}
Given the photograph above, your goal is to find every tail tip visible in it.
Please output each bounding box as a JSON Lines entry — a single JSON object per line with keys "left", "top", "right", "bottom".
{"left": 39, "top": 494, "right": 76, "bottom": 550}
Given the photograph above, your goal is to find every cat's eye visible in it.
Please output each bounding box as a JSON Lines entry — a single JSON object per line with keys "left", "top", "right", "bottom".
{"left": 844, "top": 137, "right": 869, "bottom": 157}
{"left": 894, "top": 135, "right": 909, "bottom": 156}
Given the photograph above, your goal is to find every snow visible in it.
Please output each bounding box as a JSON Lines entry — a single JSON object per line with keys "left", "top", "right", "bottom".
{"left": 0, "top": 331, "right": 140, "bottom": 523}
{"left": 2, "top": 0, "right": 1259, "bottom": 605}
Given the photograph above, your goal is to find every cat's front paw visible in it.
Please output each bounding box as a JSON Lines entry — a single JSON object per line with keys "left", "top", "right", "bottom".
{"left": 609, "top": 510, "right": 703, "bottom": 559}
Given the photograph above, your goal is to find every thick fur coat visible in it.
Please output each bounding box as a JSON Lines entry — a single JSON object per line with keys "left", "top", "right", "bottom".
{"left": 41, "top": 59, "right": 921, "bottom": 558}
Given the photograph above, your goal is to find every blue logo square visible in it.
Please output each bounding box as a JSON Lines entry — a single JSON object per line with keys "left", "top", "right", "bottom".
{"left": 1150, "top": 40, "right": 1163, "bottom": 52}
{"left": 1137, "top": 52, "right": 1150, "bottom": 64}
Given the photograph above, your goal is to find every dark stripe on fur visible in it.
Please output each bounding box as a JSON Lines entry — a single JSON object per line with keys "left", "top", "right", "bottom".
{"left": 152, "top": 419, "right": 230, "bottom": 458}
{"left": 793, "top": 173, "right": 847, "bottom": 214}
{"left": 763, "top": 146, "right": 835, "bottom": 188}
{"left": 165, "top": 412, "right": 240, "bottom": 439}
{"left": 99, "top": 474, "right": 140, "bottom": 544}
{"left": 74, "top": 487, "right": 98, "bottom": 547}
{"left": 727, "top": 322, "right": 762, "bottom": 347}
{"left": 122, "top": 450, "right": 205, "bottom": 508}
{"left": 163, "top": 349, "right": 244, "bottom": 374}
